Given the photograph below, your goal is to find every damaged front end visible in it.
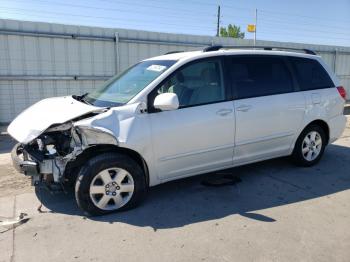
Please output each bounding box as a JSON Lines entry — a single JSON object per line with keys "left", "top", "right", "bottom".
{"left": 11, "top": 119, "right": 117, "bottom": 192}
{"left": 11, "top": 122, "right": 81, "bottom": 190}
{"left": 8, "top": 95, "right": 144, "bottom": 192}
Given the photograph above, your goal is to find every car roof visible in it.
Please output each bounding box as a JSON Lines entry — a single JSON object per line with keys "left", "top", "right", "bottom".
{"left": 144, "top": 49, "right": 320, "bottom": 62}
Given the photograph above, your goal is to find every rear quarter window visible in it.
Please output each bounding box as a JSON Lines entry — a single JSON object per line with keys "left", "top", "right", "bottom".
{"left": 289, "top": 57, "right": 334, "bottom": 91}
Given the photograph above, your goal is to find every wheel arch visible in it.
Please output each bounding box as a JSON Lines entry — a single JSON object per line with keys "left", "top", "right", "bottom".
{"left": 301, "top": 119, "right": 330, "bottom": 144}
{"left": 65, "top": 144, "right": 150, "bottom": 187}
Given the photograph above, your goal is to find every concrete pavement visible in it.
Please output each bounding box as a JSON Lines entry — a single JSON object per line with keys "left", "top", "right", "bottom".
{"left": 0, "top": 117, "right": 350, "bottom": 262}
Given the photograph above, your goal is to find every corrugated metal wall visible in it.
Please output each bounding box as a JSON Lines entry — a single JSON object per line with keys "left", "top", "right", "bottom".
{"left": 1, "top": 18, "right": 350, "bottom": 123}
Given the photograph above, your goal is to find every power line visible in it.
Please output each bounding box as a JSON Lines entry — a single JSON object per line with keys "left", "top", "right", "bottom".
{"left": 220, "top": 9, "right": 350, "bottom": 35}
{"left": 1, "top": 11, "right": 349, "bottom": 46}
{"left": 0, "top": 7, "right": 214, "bottom": 30}
{"left": 4, "top": 0, "right": 349, "bottom": 34}
{"left": 1, "top": 0, "right": 216, "bottom": 18}
{"left": 257, "top": 21, "right": 350, "bottom": 36}
{"left": 3, "top": 8, "right": 349, "bottom": 42}
{"left": 259, "top": 28, "right": 350, "bottom": 41}
{"left": 257, "top": 15, "right": 350, "bottom": 32}
{"left": 259, "top": 9, "right": 350, "bottom": 24}
{"left": 89, "top": 0, "right": 216, "bottom": 17}
{"left": 1, "top": 1, "right": 349, "bottom": 46}
{"left": 218, "top": 3, "right": 350, "bottom": 25}
{"left": 4, "top": 0, "right": 350, "bottom": 27}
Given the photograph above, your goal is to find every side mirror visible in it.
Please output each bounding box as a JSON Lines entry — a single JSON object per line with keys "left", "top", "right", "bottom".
{"left": 154, "top": 93, "right": 179, "bottom": 111}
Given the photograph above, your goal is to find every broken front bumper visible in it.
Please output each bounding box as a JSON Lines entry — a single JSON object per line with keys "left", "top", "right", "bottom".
{"left": 11, "top": 143, "right": 39, "bottom": 177}
{"left": 11, "top": 142, "right": 76, "bottom": 191}
{"left": 11, "top": 143, "right": 61, "bottom": 188}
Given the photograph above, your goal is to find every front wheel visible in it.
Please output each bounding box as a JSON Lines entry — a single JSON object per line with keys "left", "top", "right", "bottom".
{"left": 291, "top": 124, "right": 326, "bottom": 167}
{"left": 75, "top": 152, "right": 147, "bottom": 216}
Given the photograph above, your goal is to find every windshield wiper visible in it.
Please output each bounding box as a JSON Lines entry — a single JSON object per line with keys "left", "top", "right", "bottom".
{"left": 72, "top": 93, "right": 92, "bottom": 105}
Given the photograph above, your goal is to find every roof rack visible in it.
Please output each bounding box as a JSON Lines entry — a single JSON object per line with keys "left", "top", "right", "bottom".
{"left": 164, "top": 51, "right": 184, "bottom": 55}
{"left": 203, "top": 45, "right": 316, "bottom": 55}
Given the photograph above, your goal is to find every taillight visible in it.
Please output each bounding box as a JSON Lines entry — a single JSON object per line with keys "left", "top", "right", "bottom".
{"left": 337, "top": 86, "right": 347, "bottom": 100}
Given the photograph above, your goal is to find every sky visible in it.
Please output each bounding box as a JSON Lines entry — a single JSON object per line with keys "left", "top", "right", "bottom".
{"left": 1, "top": 0, "right": 350, "bottom": 47}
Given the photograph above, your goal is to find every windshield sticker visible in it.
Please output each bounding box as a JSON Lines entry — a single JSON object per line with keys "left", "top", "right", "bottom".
{"left": 146, "top": 64, "right": 167, "bottom": 72}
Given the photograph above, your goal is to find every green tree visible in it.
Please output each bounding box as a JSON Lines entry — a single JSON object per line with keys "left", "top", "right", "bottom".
{"left": 220, "top": 24, "right": 245, "bottom": 39}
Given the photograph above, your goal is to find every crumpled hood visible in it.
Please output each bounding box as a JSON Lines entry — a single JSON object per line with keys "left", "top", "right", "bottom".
{"left": 7, "top": 96, "right": 101, "bottom": 144}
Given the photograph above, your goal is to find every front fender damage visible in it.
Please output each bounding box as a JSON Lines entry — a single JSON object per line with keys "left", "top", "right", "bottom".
{"left": 16, "top": 126, "right": 119, "bottom": 190}
{"left": 47, "top": 124, "right": 119, "bottom": 183}
{"left": 14, "top": 104, "right": 141, "bottom": 191}
{"left": 75, "top": 126, "right": 118, "bottom": 148}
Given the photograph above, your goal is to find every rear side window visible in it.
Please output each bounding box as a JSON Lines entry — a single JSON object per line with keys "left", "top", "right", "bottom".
{"left": 228, "top": 56, "right": 294, "bottom": 99}
{"left": 289, "top": 57, "right": 334, "bottom": 91}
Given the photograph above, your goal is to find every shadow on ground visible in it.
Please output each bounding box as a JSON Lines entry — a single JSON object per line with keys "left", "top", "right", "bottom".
{"left": 0, "top": 134, "right": 16, "bottom": 154}
{"left": 344, "top": 105, "right": 350, "bottom": 115}
{"left": 37, "top": 143, "right": 350, "bottom": 229}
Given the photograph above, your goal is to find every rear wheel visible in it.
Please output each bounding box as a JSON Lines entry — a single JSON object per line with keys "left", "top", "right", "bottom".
{"left": 291, "top": 124, "right": 326, "bottom": 167}
{"left": 75, "top": 152, "right": 147, "bottom": 216}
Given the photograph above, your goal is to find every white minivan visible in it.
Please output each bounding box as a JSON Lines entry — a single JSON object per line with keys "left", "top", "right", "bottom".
{"left": 8, "top": 46, "right": 347, "bottom": 215}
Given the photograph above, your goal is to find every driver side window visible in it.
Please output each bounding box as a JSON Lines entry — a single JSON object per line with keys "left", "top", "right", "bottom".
{"left": 154, "top": 59, "right": 226, "bottom": 108}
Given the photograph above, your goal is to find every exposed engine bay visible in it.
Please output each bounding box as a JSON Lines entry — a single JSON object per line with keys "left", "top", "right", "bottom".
{"left": 15, "top": 122, "right": 81, "bottom": 190}
{"left": 12, "top": 110, "right": 119, "bottom": 191}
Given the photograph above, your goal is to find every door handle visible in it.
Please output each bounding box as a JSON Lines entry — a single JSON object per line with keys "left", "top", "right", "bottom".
{"left": 236, "top": 105, "right": 252, "bottom": 112}
{"left": 216, "top": 108, "right": 233, "bottom": 116}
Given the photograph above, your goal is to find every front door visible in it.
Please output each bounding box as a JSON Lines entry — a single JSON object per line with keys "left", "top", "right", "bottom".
{"left": 148, "top": 58, "right": 235, "bottom": 181}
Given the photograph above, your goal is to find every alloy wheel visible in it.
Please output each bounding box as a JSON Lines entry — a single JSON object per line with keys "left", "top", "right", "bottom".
{"left": 89, "top": 168, "right": 135, "bottom": 210}
{"left": 301, "top": 131, "right": 322, "bottom": 162}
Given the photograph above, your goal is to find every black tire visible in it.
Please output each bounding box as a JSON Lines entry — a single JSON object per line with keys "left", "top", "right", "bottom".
{"left": 291, "top": 124, "right": 327, "bottom": 167}
{"left": 75, "top": 152, "right": 147, "bottom": 216}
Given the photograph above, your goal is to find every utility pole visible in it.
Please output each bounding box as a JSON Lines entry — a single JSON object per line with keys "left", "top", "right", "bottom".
{"left": 216, "top": 5, "right": 221, "bottom": 37}
{"left": 254, "top": 8, "right": 257, "bottom": 46}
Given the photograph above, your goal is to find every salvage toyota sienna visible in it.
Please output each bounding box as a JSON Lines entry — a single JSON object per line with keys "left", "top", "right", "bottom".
{"left": 8, "top": 45, "right": 347, "bottom": 215}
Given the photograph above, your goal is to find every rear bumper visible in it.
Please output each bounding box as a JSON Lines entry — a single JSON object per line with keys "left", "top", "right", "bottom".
{"left": 329, "top": 115, "right": 347, "bottom": 143}
{"left": 11, "top": 143, "right": 39, "bottom": 176}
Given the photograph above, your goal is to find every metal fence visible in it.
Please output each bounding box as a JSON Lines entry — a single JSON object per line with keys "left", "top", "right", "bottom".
{"left": 1, "top": 18, "right": 350, "bottom": 123}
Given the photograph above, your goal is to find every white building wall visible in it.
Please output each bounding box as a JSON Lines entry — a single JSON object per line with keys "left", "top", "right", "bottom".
{"left": 1, "top": 18, "right": 350, "bottom": 123}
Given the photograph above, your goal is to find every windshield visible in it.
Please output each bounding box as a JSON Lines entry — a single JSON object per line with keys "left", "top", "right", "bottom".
{"left": 84, "top": 60, "right": 176, "bottom": 107}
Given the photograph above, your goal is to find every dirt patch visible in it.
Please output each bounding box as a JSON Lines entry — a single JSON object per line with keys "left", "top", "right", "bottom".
{"left": 344, "top": 104, "right": 350, "bottom": 116}
{"left": 0, "top": 133, "right": 32, "bottom": 197}
{"left": 0, "top": 133, "right": 16, "bottom": 154}
{"left": 0, "top": 153, "right": 33, "bottom": 198}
